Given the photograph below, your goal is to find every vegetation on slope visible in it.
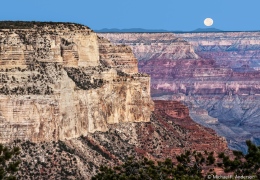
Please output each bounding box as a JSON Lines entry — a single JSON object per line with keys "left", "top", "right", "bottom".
{"left": 92, "top": 140, "right": 260, "bottom": 180}
{"left": 3, "top": 138, "right": 260, "bottom": 179}
{"left": 0, "top": 21, "right": 88, "bottom": 29}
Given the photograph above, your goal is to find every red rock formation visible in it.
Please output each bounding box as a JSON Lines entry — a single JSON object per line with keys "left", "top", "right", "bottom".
{"left": 75, "top": 100, "right": 230, "bottom": 163}
{"left": 136, "top": 101, "right": 230, "bottom": 160}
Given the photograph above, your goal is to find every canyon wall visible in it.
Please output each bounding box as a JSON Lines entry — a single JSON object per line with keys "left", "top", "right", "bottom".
{"left": 0, "top": 22, "right": 153, "bottom": 143}
{"left": 15, "top": 101, "right": 230, "bottom": 179}
{"left": 99, "top": 32, "right": 260, "bottom": 153}
{"left": 175, "top": 32, "right": 260, "bottom": 69}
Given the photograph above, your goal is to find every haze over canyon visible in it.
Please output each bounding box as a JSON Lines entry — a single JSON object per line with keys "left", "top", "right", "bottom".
{"left": 100, "top": 32, "right": 260, "bottom": 153}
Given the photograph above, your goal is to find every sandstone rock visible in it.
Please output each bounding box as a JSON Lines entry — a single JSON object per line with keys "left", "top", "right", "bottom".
{"left": 0, "top": 22, "right": 154, "bottom": 143}
{"left": 98, "top": 36, "right": 138, "bottom": 74}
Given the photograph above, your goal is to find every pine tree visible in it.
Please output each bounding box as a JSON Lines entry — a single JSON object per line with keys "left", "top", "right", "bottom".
{"left": 0, "top": 144, "right": 20, "bottom": 180}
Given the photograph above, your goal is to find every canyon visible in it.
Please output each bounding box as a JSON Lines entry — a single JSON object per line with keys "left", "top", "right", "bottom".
{"left": 0, "top": 22, "right": 234, "bottom": 179}
{"left": 99, "top": 32, "right": 260, "bottom": 153}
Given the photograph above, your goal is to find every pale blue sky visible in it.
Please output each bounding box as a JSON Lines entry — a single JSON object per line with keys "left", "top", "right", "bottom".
{"left": 0, "top": 0, "right": 259, "bottom": 31}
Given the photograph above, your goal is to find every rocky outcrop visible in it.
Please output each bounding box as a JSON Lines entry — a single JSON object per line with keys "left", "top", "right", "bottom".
{"left": 98, "top": 36, "right": 138, "bottom": 74}
{"left": 0, "top": 22, "right": 153, "bottom": 143}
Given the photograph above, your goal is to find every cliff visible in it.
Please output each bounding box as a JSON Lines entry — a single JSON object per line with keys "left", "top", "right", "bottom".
{"left": 0, "top": 22, "right": 153, "bottom": 143}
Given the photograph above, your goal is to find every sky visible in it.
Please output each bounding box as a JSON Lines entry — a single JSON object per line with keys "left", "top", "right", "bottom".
{"left": 0, "top": 0, "right": 260, "bottom": 31}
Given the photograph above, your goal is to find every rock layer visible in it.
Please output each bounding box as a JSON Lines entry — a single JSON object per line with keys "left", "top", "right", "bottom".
{"left": 175, "top": 32, "right": 260, "bottom": 69}
{"left": 99, "top": 33, "right": 199, "bottom": 62}
{"left": 0, "top": 22, "right": 153, "bottom": 143}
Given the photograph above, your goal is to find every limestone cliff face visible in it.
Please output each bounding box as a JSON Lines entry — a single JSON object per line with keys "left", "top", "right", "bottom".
{"left": 98, "top": 36, "right": 138, "bottom": 74}
{"left": 0, "top": 22, "right": 153, "bottom": 143}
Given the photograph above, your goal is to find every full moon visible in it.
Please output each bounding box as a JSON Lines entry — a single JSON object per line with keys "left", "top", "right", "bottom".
{"left": 204, "top": 18, "right": 213, "bottom": 26}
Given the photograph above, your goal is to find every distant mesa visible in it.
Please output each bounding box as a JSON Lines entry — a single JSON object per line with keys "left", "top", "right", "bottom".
{"left": 191, "top": 28, "right": 223, "bottom": 32}
{"left": 95, "top": 28, "right": 174, "bottom": 33}
{"left": 95, "top": 28, "right": 225, "bottom": 33}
